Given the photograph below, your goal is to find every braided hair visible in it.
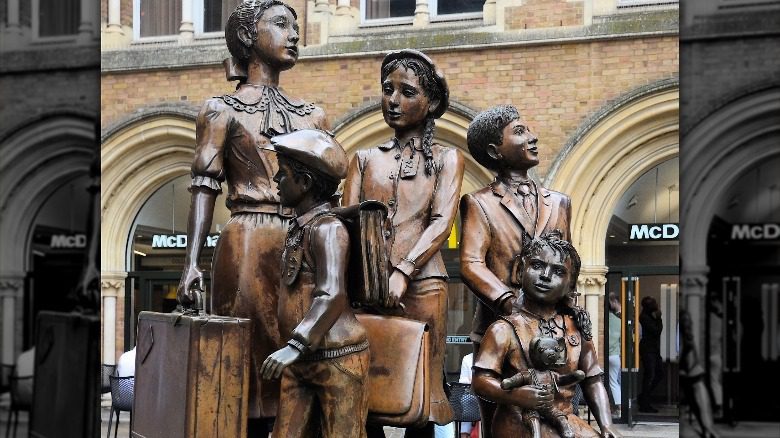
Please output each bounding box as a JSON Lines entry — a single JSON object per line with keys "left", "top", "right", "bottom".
{"left": 381, "top": 57, "right": 445, "bottom": 176}
{"left": 225, "top": 1, "right": 297, "bottom": 64}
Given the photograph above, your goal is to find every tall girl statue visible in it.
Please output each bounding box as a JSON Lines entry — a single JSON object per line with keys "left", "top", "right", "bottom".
{"left": 176, "top": 2, "right": 327, "bottom": 436}
{"left": 343, "top": 49, "right": 465, "bottom": 437}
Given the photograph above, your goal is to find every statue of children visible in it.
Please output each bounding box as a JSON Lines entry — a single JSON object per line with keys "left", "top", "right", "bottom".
{"left": 472, "top": 233, "right": 620, "bottom": 438}
{"left": 260, "top": 129, "right": 369, "bottom": 438}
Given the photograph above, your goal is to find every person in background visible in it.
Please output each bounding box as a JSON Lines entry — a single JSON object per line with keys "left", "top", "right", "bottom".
{"left": 459, "top": 352, "right": 479, "bottom": 438}
{"left": 638, "top": 296, "right": 663, "bottom": 413}
{"left": 607, "top": 293, "right": 622, "bottom": 419}
{"left": 116, "top": 346, "right": 136, "bottom": 377}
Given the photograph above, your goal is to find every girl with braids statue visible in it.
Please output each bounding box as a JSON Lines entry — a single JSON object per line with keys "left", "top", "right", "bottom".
{"left": 343, "top": 49, "right": 465, "bottom": 437}
{"left": 175, "top": 2, "right": 327, "bottom": 436}
{"left": 472, "top": 233, "right": 621, "bottom": 438}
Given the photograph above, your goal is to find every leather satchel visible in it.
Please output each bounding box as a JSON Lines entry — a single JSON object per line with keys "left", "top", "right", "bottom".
{"left": 356, "top": 314, "right": 430, "bottom": 428}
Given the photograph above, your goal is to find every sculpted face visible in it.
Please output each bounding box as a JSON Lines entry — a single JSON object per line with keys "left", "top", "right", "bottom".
{"left": 521, "top": 245, "right": 572, "bottom": 306}
{"left": 491, "top": 118, "right": 539, "bottom": 170}
{"left": 253, "top": 5, "right": 299, "bottom": 70}
{"left": 381, "top": 66, "right": 432, "bottom": 133}
{"left": 273, "top": 158, "right": 306, "bottom": 207}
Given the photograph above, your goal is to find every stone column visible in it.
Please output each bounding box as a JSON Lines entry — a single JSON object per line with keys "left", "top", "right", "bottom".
{"left": 4, "top": 0, "right": 23, "bottom": 46}
{"left": 483, "top": 0, "right": 497, "bottom": 25}
{"left": 101, "top": 272, "right": 126, "bottom": 365}
{"left": 315, "top": 0, "right": 330, "bottom": 13}
{"left": 106, "top": 0, "right": 122, "bottom": 34}
{"left": 577, "top": 265, "right": 608, "bottom": 363}
{"left": 336, "top": 0, "right": 351, "bottom": 16}
{"left": 0, "top": 275, "right": 24, "bottom": 366}
{"left": 179, "top": 0, "right": 195, "bottom": 41}
{"left": 413, "top": 0, "right": 430, "bottom": 27}
{"left": 78, "top": 0, "right": 95, "bottom": 42}
{"left": 682, "top": 265, "right": 709, "bottom": 356}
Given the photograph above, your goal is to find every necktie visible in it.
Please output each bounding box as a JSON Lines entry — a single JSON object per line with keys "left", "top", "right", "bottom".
{"left": 517, "top": 183, "right": 536, "bottom": 220}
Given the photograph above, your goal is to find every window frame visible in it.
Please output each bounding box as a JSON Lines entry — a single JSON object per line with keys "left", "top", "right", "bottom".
{"left": 132, "top": 0, "right": 181, "bottom": 42}
{"left": 31, "top": 0, "right": 80, "bottom": 43}
{"left": 616, "top": 0, "right": 679, "bottom": 8}
{"left": 360, "top": 0, "right": 483, "bottom": 25}
{"left": 429, "top": 1, "right": 483, "bottom": 22}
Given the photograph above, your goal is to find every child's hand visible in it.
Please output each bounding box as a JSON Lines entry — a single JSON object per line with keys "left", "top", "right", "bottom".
{"left": 385, "top": 269, "right": 410, "bottom": 308}
{"left": 261, "top": 345, "right": 302, "bottom": 380}
{"left": 509, "top": 386, "right": 553, "bottom": 410}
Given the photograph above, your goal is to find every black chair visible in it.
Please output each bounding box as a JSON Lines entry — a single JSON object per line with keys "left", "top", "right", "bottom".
{"left": 4, "top": 368, "right": 33, "bottom": 438}
{"left": 447, "top": 382, "right": 481, "bottom": 438}
{"left": 571, "top": 383, "right": 594, "bottom": 425}
{"left": 101, "top": 364, "right": 116, "bottom": 394}
{"left": 0, "top": 365, "right": 12, "bottom": 395}
{"left": 106, "top": 375, "right": 134, "bottom": 438}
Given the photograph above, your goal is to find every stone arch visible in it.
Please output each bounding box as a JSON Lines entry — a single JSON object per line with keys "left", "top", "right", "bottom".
{"left": 679, "top": 85, "right": 780, "bottom": 349}
{"left": 545, "top": 79, "right": 679, "bottom": 355}
{"left": 0, "top": 115, "right": 96, "bottom": 274}
{"left": 0, "top": 114, "right": 95, "bottom": 364}
{"left": 101, "top": 111, "right": 197, "bottom": 274}
{"left": 332, "top": 100, "right": 494, "bottom": 196}
{"left": 100, "top": 109, "right": 197, "bottom": 363}
{"left": 546, "top": 79, "right": 679, "bottom": 269}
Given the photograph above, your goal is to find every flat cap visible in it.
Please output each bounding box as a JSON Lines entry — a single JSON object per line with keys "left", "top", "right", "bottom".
{"left": 381, "top": 49, "right": 449, "bottom": 119}
{"left": 269, "top": 129, "right": 348, "bottom": 180}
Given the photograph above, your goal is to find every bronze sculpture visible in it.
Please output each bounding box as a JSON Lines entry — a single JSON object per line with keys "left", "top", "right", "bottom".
{"left": 500, "top": 336, "right": 586, "bottom": 438}
{"left": 459, "top": 104, "right": 571, "bottom": 437}
{"left": 176, "top": 1, "right": 327, "bottom": 435}
{"left": 259, "top": 129, "right": 369, "bottom": 438}
{"left": 342, "top": 48, "right": 464, "bottom": 437}
{"left": 472, "top": 234, "right": 621, "bottom": 438}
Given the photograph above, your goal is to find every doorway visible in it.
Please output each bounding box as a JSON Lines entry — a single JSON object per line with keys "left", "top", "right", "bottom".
{"left": 606, "top": 266, "right": 679, "bottom": 425}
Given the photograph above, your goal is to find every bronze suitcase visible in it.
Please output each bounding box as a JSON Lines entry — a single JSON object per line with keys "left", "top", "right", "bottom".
{"left": 132, "top": 311, "right": 251, "bottom": 438}
{"left": 29, "top": 311, "right": 101, "bottom": 438}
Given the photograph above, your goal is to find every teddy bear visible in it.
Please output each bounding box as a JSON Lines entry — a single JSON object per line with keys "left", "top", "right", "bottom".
{"left": 500, "top": 336, "right": 586, "bottom": 438}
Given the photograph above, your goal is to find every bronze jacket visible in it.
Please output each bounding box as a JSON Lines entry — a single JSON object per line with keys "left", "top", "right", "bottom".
{"left": 343, "top": 138, "right": 464, "bottom": 279}
{"left": 459, "top": 179, "right": 571, "bottom": 343}
{"left": 279, "top": 203, "right": 367, "bottom": 354}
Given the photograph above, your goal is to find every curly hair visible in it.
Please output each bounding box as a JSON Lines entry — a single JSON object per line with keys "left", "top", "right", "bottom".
{"left": 225, "top": 0, "right": 297, "bottom": 63}
{"left": 521, "top": 231, "right": 592, "bottom": 340}
{"left": 381, "top": 57, "right": 445, "bottom": 176}
{"left": 467, "top": 105, "right": 520, "bottom": 172}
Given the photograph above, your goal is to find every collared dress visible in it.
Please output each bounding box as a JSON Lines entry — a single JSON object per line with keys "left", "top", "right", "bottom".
{"left": 190, "top": 84, "right": 327, "bottom": 419}
{"left": 474, "top": 308, "right": 604, "bottom": 438}
{"left": 343, "top": 137, "right": 465, "bottom": 425}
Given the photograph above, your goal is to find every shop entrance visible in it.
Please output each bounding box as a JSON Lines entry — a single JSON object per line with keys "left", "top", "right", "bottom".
{"left": 606, "top": 266, "right": 678, "bottom": 425}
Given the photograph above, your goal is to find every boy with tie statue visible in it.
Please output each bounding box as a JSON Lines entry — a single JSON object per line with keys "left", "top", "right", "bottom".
{"left": 459, "top": 105, "right": 572, "bottom": 437}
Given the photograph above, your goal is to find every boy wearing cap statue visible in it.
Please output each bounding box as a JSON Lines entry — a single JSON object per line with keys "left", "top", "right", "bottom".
{"left": 260, "top": 129, "right": 370, "bottom": 438}
{"left": 460, "top": 105, "right": 571, "bottom": 437}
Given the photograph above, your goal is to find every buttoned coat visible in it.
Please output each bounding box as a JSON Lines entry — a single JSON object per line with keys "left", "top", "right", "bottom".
{"left": 459, "top": 179, "right": 571, "bottom": 343}
{"left": 343, "top": 139, "right": 464, "bottom": 279}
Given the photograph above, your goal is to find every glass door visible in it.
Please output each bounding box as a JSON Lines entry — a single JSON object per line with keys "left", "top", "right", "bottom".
{"left": 606, "top": 266, "right": 679, "bottom": 425}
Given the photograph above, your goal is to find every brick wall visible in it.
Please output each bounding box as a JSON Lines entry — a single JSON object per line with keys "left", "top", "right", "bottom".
{"left": 1, "top": 68, "right": 100, "bottom": 139}
{"left": 506, "top": 0, "right": 584, "bottom": 30}
{"left": 682, "top": 35, "right": 780, "bottom": 128}
{"left": 101, "top": 35, "right": 678, "bottom": 179}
